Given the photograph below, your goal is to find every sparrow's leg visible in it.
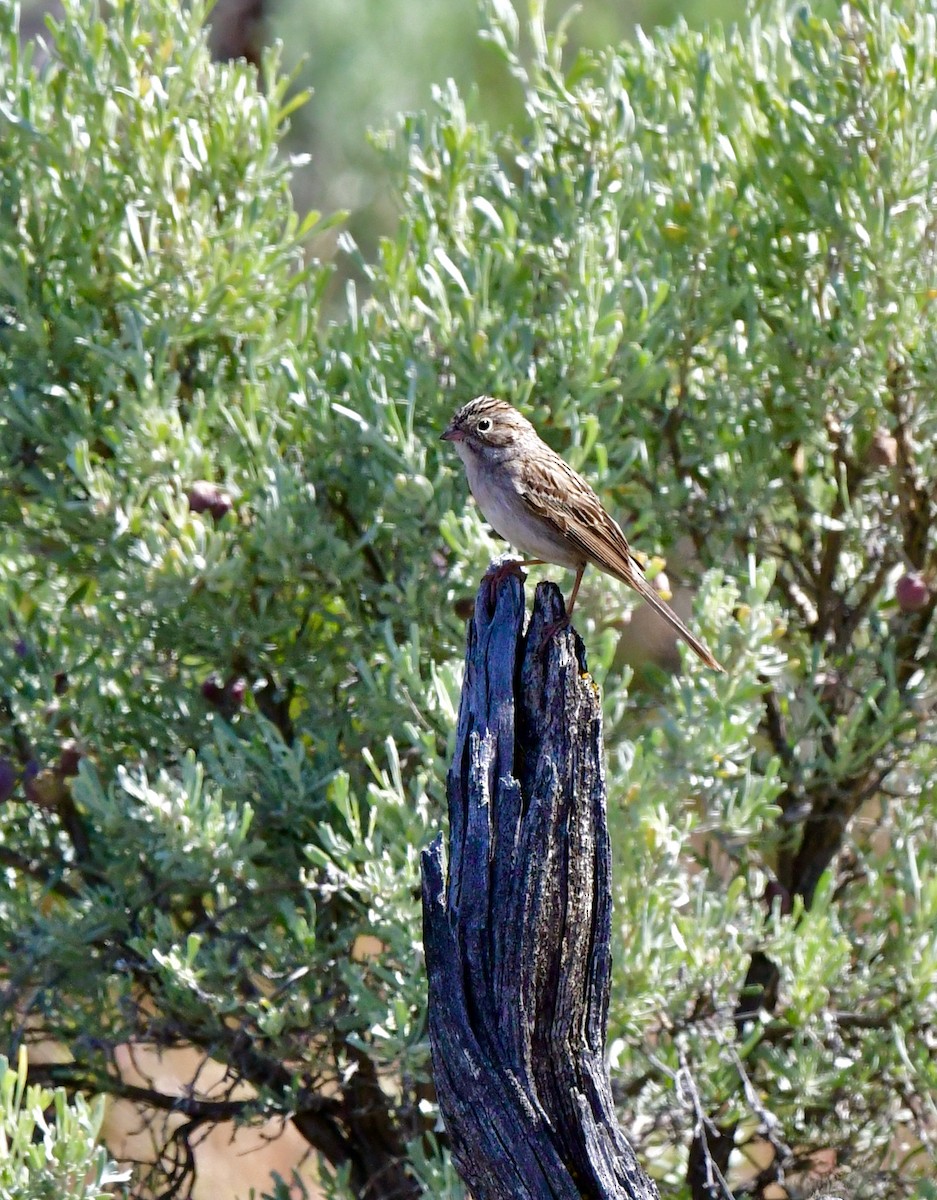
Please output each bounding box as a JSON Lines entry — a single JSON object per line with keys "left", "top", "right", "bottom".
{"left": 538, "top": 563, "right": 586, "bottom": 649}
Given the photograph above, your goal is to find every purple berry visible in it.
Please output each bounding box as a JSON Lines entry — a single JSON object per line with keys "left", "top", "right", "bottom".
{"left": 0, "top": 758, "right": 16, "bottom": 803}
{"left": 763, "top": 879, "right": 792, "bottom": 916}
{"left": 201, "top": 676, "right": 226, "bottom": 707}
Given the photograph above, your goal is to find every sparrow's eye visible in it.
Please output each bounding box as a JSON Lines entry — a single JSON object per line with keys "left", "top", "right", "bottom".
{"left": 476, "top": 417, "right": 492, "bottom": 433}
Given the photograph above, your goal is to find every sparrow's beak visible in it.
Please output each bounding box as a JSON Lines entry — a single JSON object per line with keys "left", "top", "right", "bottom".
{"left": 440, "top": 424, "right": 463, "bottom": 442}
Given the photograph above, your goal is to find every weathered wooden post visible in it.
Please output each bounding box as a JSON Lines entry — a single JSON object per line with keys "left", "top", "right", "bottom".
{"left": 421, "top": 573, "right": 661, "bottom": 1200}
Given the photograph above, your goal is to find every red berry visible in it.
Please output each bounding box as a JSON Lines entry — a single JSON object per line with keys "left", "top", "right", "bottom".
{"left": 58, "top": 740, "right": 83, "bottom": 778}
{"left": 868, "top": 428, "right": 897, "bottom": 469}
{"left": 226, "top": 677, "right": 248, "bottom": 709}
{"left": 896, "top": 572, "right": 930, "bottom": 613}
{"left": 187, "top": 481, "right": 233, "bottom": 521}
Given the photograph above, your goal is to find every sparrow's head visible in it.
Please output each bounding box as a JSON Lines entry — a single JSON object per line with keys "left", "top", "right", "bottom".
{"left": 441, "top": 396, "right": 533, "bottom": 450}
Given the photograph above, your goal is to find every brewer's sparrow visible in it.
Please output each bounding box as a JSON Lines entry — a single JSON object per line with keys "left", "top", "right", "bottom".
{"left": 441, "top": 396, "right": 724, "bottom": 672}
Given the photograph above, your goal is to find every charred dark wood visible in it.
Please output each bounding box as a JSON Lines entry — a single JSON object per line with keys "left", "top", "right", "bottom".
{"left": 421, "top": 574, "right": 660, "bottom": 1200}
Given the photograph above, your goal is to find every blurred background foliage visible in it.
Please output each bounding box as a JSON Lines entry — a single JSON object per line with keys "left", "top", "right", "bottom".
{"left": 273, "top": 0, "right": 746, "bottom": 261}
{"left": 1, "top": 0, "right": 937, "bottom": 1199}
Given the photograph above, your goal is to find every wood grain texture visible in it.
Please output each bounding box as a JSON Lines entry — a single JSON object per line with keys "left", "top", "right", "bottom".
{"left": 421, "top": 574, "right": 660, "bottom": 1200}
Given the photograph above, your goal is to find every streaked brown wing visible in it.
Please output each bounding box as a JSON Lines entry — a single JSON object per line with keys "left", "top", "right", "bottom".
{"left": 517, "top": 440, "right": 724, "bottom": 670}
{"left": 517, "top": 448, "right": 642, "bottom": 582}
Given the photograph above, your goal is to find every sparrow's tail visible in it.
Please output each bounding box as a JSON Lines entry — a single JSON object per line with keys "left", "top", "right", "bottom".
{"left": 627, "top": 568, "right": 725, "bottom": 673}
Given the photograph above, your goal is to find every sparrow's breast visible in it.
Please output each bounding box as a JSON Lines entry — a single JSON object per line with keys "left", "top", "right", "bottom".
{"left": 459, "top": 449, "right": 583, "bottom": 569}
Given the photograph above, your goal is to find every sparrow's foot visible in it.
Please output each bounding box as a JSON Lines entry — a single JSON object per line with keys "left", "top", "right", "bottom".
{"left": 482, "top": 557, "right": 529, "bottom": 610}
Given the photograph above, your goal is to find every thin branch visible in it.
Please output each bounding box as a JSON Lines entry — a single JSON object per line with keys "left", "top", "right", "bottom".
{"left": 0, "top": 847, "right": 80, "bottom": 899}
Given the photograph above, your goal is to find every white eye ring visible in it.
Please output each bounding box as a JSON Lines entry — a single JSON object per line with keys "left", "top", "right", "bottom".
{"left": 476, "top": 417, "right": 492, "bottom": 433}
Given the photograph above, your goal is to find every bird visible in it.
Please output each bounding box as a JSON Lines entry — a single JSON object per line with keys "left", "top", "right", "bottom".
{"left": 441, "top": 395, "right": 724, "bottom": 671}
